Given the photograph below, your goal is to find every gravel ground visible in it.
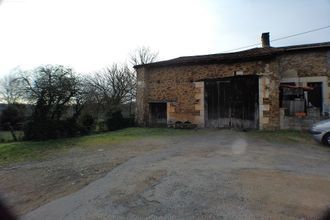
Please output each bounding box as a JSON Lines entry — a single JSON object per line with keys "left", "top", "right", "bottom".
{"left": 0, "top": 138, "right": 166, "bottom": 216}
{"left": 1, "top": 129, "right": 330, "bottom": 219}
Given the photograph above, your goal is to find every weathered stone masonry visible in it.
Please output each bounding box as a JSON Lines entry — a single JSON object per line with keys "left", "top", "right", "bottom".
{"left": 136, "top": 44, "right": 330, "bottom": 130}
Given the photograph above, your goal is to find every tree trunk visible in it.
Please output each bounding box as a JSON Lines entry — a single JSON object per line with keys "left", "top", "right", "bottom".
{"left": 9, "top": 125, "right": 17, "bottom": 141}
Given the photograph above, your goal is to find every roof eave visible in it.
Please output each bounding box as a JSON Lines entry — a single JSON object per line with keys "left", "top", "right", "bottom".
{"left": 134, "top": 54, "right": 277, "bottom": 69}
{"left": 134, "top": 41, "right": 330, "bottom": 69}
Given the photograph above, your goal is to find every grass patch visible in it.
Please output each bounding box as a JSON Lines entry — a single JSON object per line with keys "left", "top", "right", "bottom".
{"left": 248, "top": 129, "right": 315, "bottom": 144}
{"left": 0, "top": 131, "right": 24, "bottom": 142}
{"left": 0, "top": 128, "right": 192, "bottom": 165}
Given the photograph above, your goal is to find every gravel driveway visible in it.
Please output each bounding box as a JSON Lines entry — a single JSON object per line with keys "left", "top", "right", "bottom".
{"left": 5, "top": 130, "right": 330, "bottom": 219}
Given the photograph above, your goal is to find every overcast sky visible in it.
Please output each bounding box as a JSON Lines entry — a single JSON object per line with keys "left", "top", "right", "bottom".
{"left": 0, "top": 0, "right": 329, "bottom": 76}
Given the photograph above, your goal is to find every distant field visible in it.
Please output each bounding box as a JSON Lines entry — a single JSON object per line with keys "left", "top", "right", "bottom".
{"left": 0, "top": 131, "right": 24, "bottom": 142}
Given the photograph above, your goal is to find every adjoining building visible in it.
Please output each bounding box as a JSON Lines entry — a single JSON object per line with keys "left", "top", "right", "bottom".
{"left": 134, "top": 33, "right": 330, "bottom": 130}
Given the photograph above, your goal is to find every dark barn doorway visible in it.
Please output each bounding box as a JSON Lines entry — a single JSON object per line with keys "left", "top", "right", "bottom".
{"left": 205, "top": 75, "right": 259, "bottom": 129}
{"left": 307, "top": 82, "right": 323, "bottom": 114}
{"left": 149, "top": 102, "right": 167, "bottom": 127}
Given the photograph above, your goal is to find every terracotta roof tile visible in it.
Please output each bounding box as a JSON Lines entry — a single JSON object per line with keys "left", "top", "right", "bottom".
{"left": 134, "top": 42, "right": 330, "bottom": 68}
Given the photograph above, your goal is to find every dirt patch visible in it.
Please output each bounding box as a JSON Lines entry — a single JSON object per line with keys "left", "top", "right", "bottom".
{"left": 0, "top": 138, "right": 168, "bottom": 216}
{"left": 0, "top": 160, "right": 123, "bottom": 215}
{"left": 109, "top": 169, "right": 167, "bottom": 204}
{"left": 238, "top": 169, "right": 330, "bottom": 220}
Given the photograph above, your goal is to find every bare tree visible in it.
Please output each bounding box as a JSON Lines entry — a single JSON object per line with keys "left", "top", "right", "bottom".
{"left": 16, "top": 65, "right": 88, "bottom": 140}
{"left": 128, "top": 47, "right": 158, "bottom": 115}
{"left": 0, "top": 69, "right": 23, "bottom": 104}
{"left": 86, "top": 64, "right": 136, "bottom": 113}
{"left": 18, "top": 65, "right": 82, "bottom": 121}
{"left": 129, "top": 46, "right": 158, "bottom": 66}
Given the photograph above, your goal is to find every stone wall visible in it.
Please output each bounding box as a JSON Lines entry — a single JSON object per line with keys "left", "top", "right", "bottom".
{"left": 280, "top": 107, "right": 326, "bottom": 130}
{"left": 136, "top": 58, "right": 280, "bottom": 130}
{"left": 258, "top": 61, "right": 280, "bottom": 130}
{"left": 136, "top": 67, "right": 148, "bottom": 126}
{"left": 279, "top": 50, "right": 328, "bottom": 78}
{"left": 136, "top": 49, "right": 330, "bottom": 130}
{"left": 279, "top": 50, "right": 330, "bottom": 114}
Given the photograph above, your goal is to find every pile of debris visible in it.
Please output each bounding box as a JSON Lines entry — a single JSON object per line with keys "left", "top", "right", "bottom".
{"left": 168, "top": 121, "right": 197, "bottom": 129}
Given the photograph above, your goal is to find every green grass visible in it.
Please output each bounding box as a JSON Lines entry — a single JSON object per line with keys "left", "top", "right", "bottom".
{"left": 0, "top": 128, "right": 192, "bottom": 165}
{"left": 0, "top": 131, "right": 24, "bottom": 142}
{"left": 248, "top": 129, "right": 315, "bottom": 144}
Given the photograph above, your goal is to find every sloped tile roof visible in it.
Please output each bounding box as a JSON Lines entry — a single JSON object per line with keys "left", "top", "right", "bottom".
{"left": 134, "top": 42, "right": 330, "bottom": 68}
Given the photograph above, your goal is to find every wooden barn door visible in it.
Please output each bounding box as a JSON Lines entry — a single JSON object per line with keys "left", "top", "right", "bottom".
{"left": 205, "top": 75, "right": 259, "bottom": 129}
{"left": 149, "top": 102, "right": 167, "bottom": 127}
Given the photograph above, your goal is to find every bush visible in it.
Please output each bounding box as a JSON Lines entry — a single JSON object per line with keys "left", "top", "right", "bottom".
{"left": 0, "top": 105, "right": 24, "bottom": 131}
{"left": 106, "top": 111, "right": 135, "bottom": 131}
{"left": 96, "top": 120, "right": 107, "bottom": 132}
{"left": 123, "top": 114, "right": 135, "bottom": 127}
{"left": 173, "top": 120, "right": 196, "bottom": 129}
{"left": 106, "top": 111, "right": 124, "bottom": 131}
{"left": 79, "top": 114, "right": 95, "bottom": 135}
{"left": 23, "top": 119, "right": 80, "bottom": 140}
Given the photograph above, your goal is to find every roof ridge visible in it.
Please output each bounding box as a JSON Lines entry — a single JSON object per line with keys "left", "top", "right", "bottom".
{"left": 134, "top": 41, "right": 330, "bottom": 69}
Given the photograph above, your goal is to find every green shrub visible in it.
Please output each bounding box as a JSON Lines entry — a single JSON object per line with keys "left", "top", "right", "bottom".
{"left": 106, "top": 111, "right": 124, "bottom": 131}
{"left": 23, "top": 119, "right": 80, "bottom": 140}
{"left": 106, "top": 111, "right": 135, "bottom": 131}
{"left": 79, "top": 114, "right": 95, "bottom": 135}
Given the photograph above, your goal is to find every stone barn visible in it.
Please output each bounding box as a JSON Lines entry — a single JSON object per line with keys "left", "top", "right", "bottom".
{"left": 134, "top": 33, "right": 330, "bottom": 130}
